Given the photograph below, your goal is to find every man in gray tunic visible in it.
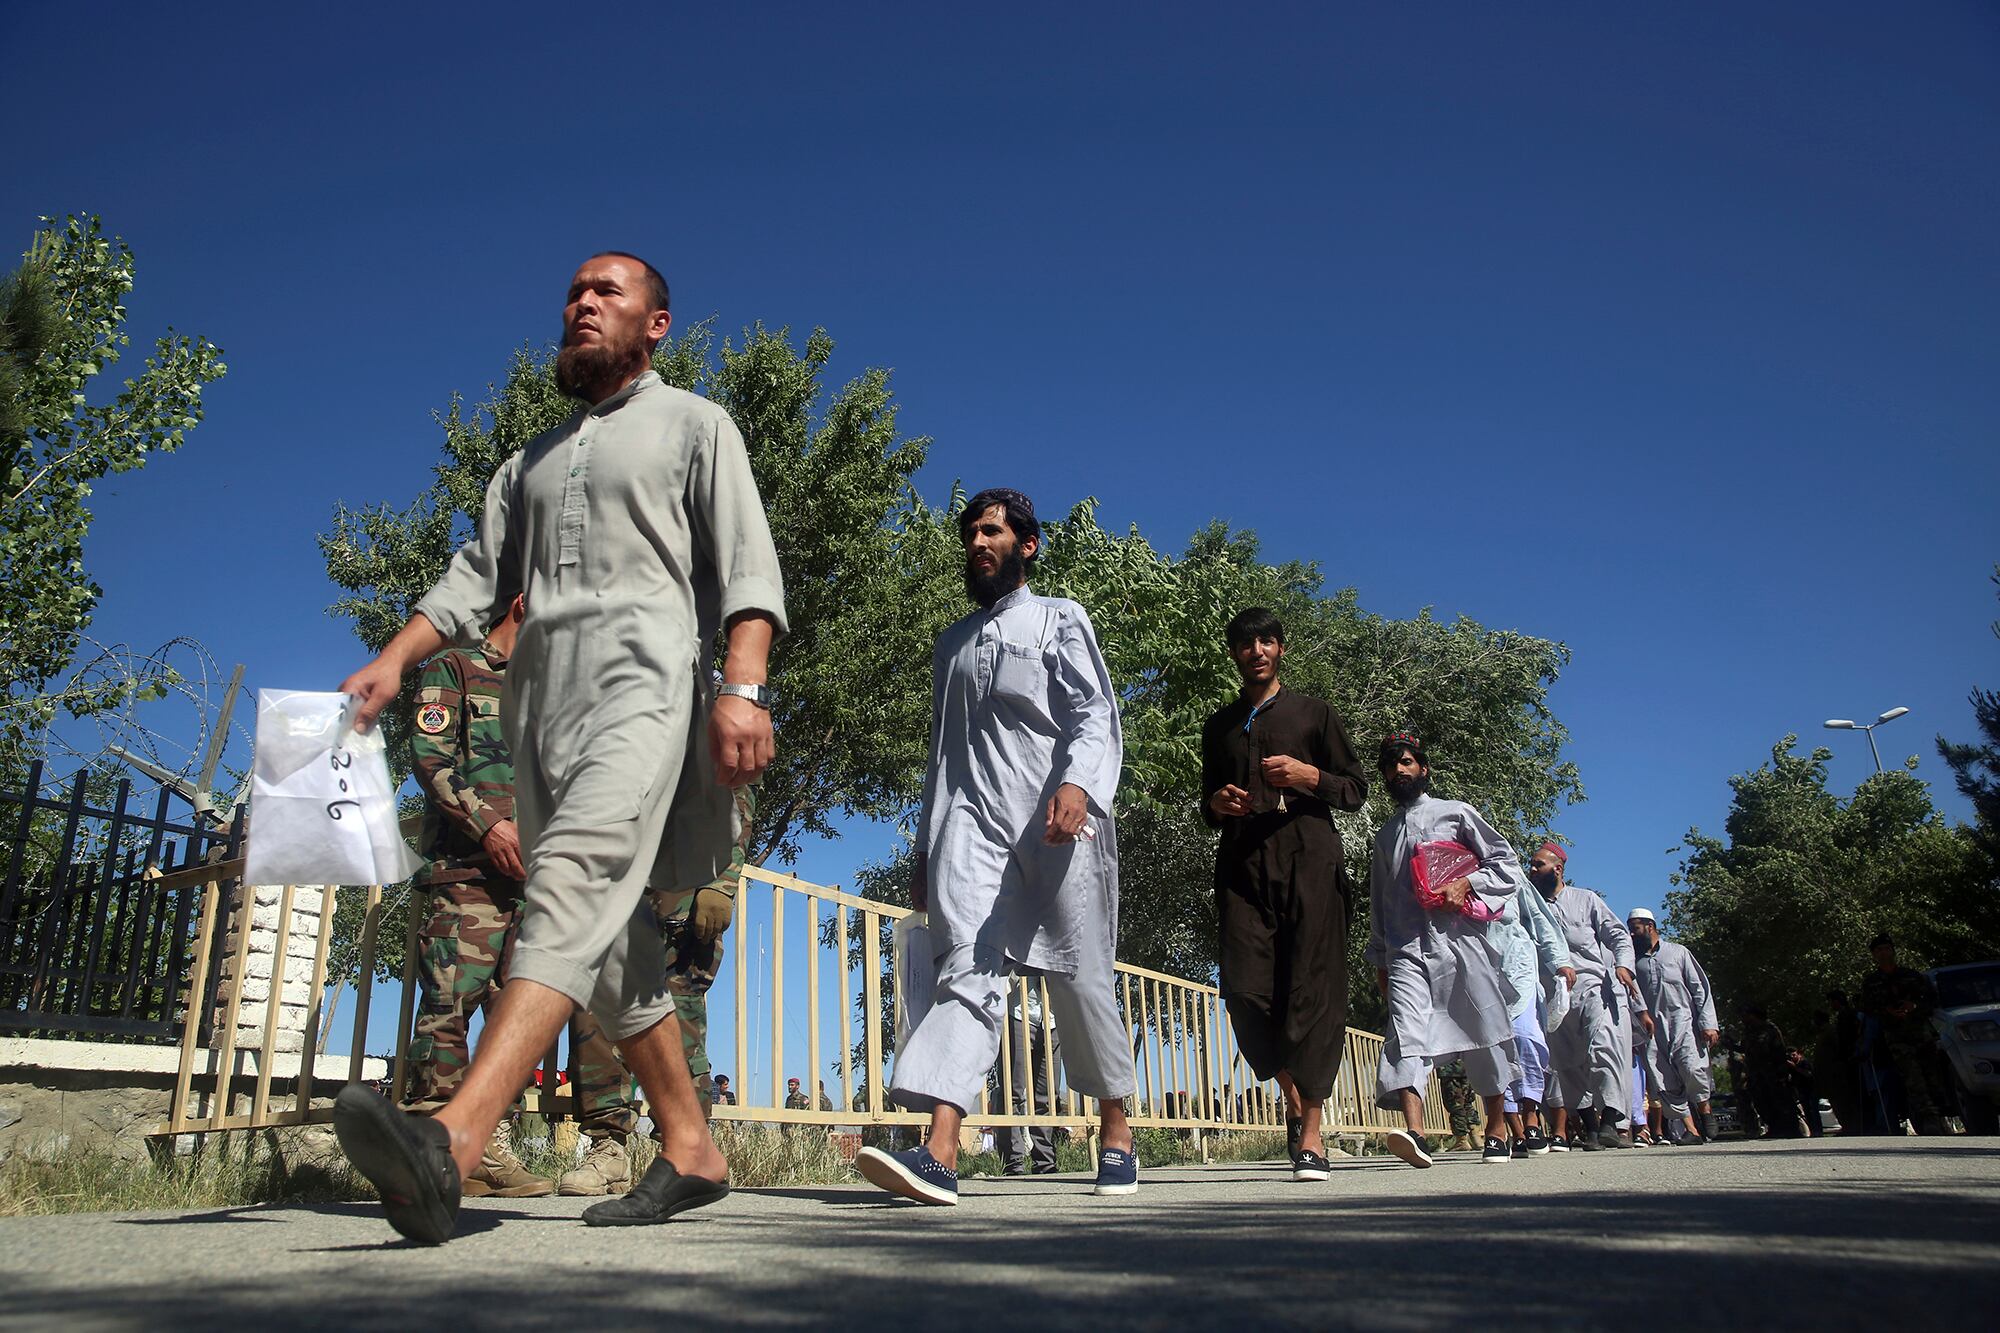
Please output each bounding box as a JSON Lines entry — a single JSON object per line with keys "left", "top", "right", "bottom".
{"left": 1628, "top": 907, "right": 1720, "bottom": 1143}
{"left": 1366, "top": 733, "right": 1524, "bottom": 1168}
{"left": 330, "top": 253, "right": 786, "bottom": 1244}
{"left": 855, "top": 488, "right": 1138, "bottom": 1205}
{"left": 1527, "top": 843, "right": 1653, "bottom": 1151}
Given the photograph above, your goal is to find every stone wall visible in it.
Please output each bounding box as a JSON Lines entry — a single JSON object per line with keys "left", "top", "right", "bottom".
{"left": 211, "top": 884, "right": 326, "bottom": 1055}
{"left": 0, "top": 1038, "right": 388, "bottom": 1162}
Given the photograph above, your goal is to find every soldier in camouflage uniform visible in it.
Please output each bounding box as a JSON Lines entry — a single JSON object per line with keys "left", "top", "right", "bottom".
{"left": 400, "top": 595, "right": 552, "bottom": 1197}
{"left": 1437, "top": 1059, "right": 1480, "bottom": 1151}
{"left": 557, "top": 785, "right": 755, "bottom": 1195}
{"left": 1859, "top": 932, "right": 1950, "bottom": 1134}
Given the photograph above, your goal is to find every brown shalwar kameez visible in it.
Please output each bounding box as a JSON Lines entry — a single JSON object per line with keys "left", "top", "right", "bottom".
{"left": 1200, "top": 687, "right": 1367, "bottom": 1100}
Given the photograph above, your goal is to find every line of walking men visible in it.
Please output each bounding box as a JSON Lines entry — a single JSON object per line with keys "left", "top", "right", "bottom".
{"left": 327, "top": 251, "right": 1908, "bottom": 1246}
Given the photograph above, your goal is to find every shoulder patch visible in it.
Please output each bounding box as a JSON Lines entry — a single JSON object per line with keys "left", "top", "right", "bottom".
{"left": 416, "top": 702, "right": 452, "bottom": 735}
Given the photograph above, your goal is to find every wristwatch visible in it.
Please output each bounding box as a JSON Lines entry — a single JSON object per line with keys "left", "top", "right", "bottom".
{"left": 715, "top": 682, "right": 772, "bottom": 710}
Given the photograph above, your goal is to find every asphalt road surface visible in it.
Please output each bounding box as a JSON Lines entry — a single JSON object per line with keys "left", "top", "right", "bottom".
{"left": 3, "top": 1137, "right": 1996, "bottom": 1330}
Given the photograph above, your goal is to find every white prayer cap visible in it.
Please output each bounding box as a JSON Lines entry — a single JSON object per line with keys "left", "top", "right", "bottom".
{"left": 1627, "top": 907, "right": 1656, "bottom": 925}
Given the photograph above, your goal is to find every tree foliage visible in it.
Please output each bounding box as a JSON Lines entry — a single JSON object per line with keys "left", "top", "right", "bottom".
{"left": 0, "top": 217, "right": 225, "bottom": 780}
{"left": 1938, "top": 564, "right": 2000, "bottom": 859}
{"left": 1665, "top": 737, "right": 2000, "bottom": 1039}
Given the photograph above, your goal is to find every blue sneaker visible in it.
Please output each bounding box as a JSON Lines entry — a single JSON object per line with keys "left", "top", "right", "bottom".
{"left": 855, "top": 1145, "right": 958, "bottom": 1206}
{"left": 1093, "top": 1146, "right": 1138, "bottom": 1196}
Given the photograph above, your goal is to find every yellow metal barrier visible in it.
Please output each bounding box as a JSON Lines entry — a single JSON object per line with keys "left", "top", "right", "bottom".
{"left": 160, "top": 858, "right": 1447, "bottom": 1140}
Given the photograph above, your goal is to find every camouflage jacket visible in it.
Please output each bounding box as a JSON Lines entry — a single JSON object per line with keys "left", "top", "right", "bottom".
{"left": 1859, "top": 964, "right": 1937, "bottom": 1026}
{"left": 412, "top": 643, "right": 516, "bottom": 885}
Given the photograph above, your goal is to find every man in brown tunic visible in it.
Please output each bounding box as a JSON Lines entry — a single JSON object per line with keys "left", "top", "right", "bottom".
{"left": 1201, "top": 607, "right": 1367, "bottom": 1180}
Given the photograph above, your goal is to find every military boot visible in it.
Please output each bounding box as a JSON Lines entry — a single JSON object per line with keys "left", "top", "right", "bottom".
{"left": 559, "top": 1135, "right": 633, "bottom": 1196}
{"left": 463, "top": 1122, "right": 554, "bottom": 1198}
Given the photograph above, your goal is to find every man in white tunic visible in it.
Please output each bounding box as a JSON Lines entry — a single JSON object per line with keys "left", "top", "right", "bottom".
{"left": 1629, "top": 907, "right": 1721, "bottom": 1143}
{"left": 1367, "top": 733, "right": 1523, "bottom": 1168}
{"left": 1527, "top": 843, "right": 1653, "bottom": 1151}
{"left": 1479, "top": 866, "right": 1574, "bottom": 1158}
{"left": 330, "top": 253, "right": 786, "bottom": 1243}
{"left": 855, "top": 489, "right": 1137, "bottom": 1205}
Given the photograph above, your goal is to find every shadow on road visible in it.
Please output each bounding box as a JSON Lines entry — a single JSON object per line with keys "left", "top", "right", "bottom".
{"left": 10, "top": 1166, "right": 1998, "bottom": 1331}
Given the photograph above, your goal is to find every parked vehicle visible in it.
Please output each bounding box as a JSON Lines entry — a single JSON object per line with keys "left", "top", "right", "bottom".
{"left": 1928, "top": 960, "right": 2000, "bottom": 1136}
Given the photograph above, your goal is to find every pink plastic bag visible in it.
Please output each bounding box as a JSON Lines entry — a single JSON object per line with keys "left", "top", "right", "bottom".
{"left": 1411, "top": 840, "right": 1502, "bottom": 922}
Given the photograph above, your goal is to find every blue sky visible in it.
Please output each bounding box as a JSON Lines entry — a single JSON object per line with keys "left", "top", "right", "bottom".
{"left": 8, "top": 5, "right": 1998, "bottom": 1069}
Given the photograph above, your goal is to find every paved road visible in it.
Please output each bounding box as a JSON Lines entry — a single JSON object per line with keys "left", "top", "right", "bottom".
{"left": 3, "top": 1137, "right": 1996, "bottom": 1330}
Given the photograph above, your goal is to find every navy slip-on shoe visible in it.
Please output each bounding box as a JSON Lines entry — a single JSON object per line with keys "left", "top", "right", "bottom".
{"left": 855, "top": 1145, "right": 958, "bottom": 1205}
{"left": 1292, "top": 1149, "right": 1331, "bottom": 1182}
{"left": 582, "top": 1156, "right": 730, "bottom": 1226}
{"left": 1481, "top": 1135, "right": 1511, "bottom": 1164}
{"left": 1093, "top": 1147, "right": 1138, "bottom": 1195}
{"left": 333, "top": 1084, "right": 461, "bottom": 1246}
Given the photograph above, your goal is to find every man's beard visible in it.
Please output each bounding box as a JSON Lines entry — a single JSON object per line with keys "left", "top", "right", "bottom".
{"left": 1528, "top": 869, "right": 1559, "bottom": 898}
{"left": 1385, "top": 772, "right": 1428, "bottom": 806}
{"left": 555, "top": 328, "right": 647, "bottom": 400}
{"left": 965, "top": 550, "right": 1027, "bottom": 608}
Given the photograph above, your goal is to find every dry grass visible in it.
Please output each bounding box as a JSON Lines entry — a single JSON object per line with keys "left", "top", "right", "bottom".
{"left": 0, "top": 1130, "right": 372, "bottom": 1217}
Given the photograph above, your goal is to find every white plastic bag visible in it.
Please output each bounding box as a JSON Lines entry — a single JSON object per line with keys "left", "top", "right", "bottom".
{"left": 244, "top": 690, "right": 422, "bottom": 887}
{"left": 892, "top": 911, "right": 936, "bottom": 1056}
{"left": 1542, "top": 973, "right": 1573, "bottom": 1034}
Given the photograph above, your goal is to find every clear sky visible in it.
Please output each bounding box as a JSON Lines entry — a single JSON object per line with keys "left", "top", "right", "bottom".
{"left": 7, "top": 3, "right": 1998, "bottom": 1067}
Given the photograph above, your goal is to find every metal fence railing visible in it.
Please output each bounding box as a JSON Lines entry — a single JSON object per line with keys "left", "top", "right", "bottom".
{"left": 159, "top": 858, "right": 1445, "bottom": 1140}
{"left": 1, "top": 762, "right": 244, "bottom": 1042}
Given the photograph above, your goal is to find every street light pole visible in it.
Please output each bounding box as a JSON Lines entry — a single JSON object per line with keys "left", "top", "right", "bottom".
{"left": 1822, "top": 707, "right": 1911, "bottom": 774}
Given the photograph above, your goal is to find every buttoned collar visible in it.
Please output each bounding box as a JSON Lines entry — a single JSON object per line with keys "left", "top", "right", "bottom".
{"left": 587, "top": 369, "right": 658, "bottom": 418}
{"left": 985, "top": 582, "right": 1035, "bottom": 616}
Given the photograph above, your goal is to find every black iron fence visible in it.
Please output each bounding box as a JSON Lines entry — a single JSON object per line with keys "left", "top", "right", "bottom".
{"left": 0, "top": 760, "right": 245, "bottom": 1042}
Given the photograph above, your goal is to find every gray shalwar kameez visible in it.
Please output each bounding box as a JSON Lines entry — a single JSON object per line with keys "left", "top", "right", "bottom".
{"left": 1540, "top": 884, "right": 1637, "bottom": 1119}
{"left": 1635, "top": 938, "right": 1718, "bottom": 1117}
{"left": 1479, "top": 882, "right": 1570, "bottom": 1109}
{"left": 1366, "top": 794, "right": 1523, "bottom": 1109}
{"left": 891, "top": 584, "right": 1135, "bottom": 1115}
{"left": 415, "top": 371, "right": 786, "bottom": 1040}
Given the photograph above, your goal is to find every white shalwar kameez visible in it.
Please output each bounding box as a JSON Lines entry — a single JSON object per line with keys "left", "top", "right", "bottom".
{"left": 890, "top": 584, "right": 1135, "bottom": 1115}
{"left": 1635, "top": 939, "right": 1718, "bottom": 1117}
{"left": 416, "top": 371, "right": 786, "bottom": 1040}
{"left": 1367, "top": 794, "right": 1523, "bottom": 1109}
{"left": 1540, "top": 884, "right": 1637, "bottom": 1121}
{"left": 1479, "top": 880, "right": 1570, "bottom": 1113}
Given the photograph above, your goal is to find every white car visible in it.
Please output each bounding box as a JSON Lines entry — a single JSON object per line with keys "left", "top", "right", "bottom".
{"left": 1928, "top": 960, "right": 2000, "bottom": 1135}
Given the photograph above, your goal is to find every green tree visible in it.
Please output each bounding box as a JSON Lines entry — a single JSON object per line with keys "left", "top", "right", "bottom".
{"left": 0, "top": 216, "right": 225, "bottom": 781}
{"left": 1665, "top": 736, "right": 2000, "bottom": 1039}
{"left": 1938, "top": 564, "right": 2000, "bottom": 860}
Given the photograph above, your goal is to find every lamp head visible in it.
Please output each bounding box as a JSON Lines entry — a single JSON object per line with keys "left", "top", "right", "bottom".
{"left": 1823, "top": 720, "right": 1857, "bottom": 730}
{"left": 1877, "top": 707, "right": 1910, "bottom": 723}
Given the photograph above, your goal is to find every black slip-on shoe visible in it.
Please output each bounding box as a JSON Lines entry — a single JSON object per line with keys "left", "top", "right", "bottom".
{"left": 1384, "top": 1129, "right": 1434, "bottom": 1169}
{"left": 1481, "top": 1135, "right": 1511, "bottom": 1164}
{"left": 582, "top": 1156, "right": 731, "bottom": 1226}
{"left": 333, "top": 1084, "right": 461, "bottom": 1246}
{"left": 1293, "top": 1149, "right": 1331, "bottom": 1182}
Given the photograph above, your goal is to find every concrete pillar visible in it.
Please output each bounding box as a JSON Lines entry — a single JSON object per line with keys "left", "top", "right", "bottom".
{"left": 211, "top": 884, "right": 325, "bottom": 1056}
